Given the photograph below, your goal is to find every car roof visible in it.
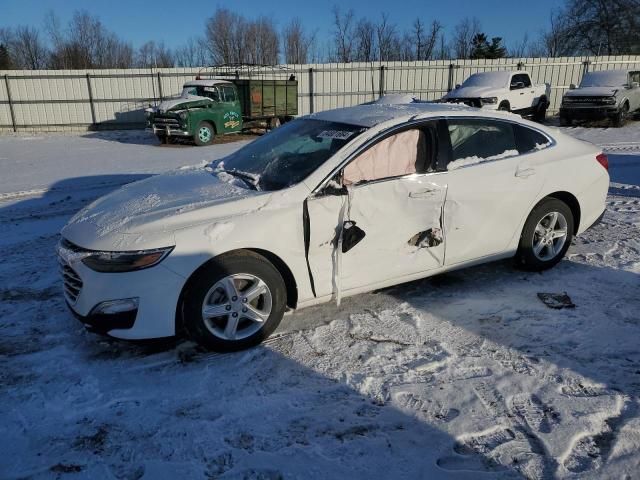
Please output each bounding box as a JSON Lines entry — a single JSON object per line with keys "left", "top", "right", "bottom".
{"left": 308, "top": 102, "right": 519, "bottom": 128}
{"left": 183, "top": 79, "right": 233, "bottom": 87}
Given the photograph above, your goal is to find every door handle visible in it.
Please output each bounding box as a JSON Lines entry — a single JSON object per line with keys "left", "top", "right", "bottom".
{"left": 409, "top": 189, "right": 436, "bottom": 198}
{"left": 515, "top": 167, "right": 536, "bottom": 178}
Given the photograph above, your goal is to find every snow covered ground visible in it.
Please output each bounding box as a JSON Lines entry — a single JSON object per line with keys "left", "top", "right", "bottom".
{"left": 1, "top": 125, "right": 639, "bottom": 479}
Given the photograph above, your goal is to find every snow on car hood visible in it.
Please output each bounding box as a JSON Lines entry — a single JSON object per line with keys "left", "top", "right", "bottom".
{"left": 444, "top": 86, "right": 502, "bottom": 99}
{"left": 154, "top": 94, "right": 212, "bottom": 113}
{"left": 564, "top": 86, "right": 619, "bottom": 97}
{"left": 62, "top": 167, "right": 267, "bottom": 250}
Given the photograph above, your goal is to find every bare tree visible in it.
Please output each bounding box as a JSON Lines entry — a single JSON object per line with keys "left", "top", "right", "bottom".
{"left": 45, "top": 10, "right": 133, "bottom": 69}
{"left": 559, "top": 0, "right": 640, "bottom": 55}
{"left": 136, "top": 41, "right": 174, "bottom": 68}
{"left": 204, "top": 8, "right": 243, "bottom": 64}
{"left": 332, "top": 6, "right": 356, "bottom": 62}
{"left": 412, "top": 19, "right": 442, "bottom": 60}
{"left": 245, "top": 16, "right": 279, "bottom": 64}
{"left": 175, "top": 37, "right": 209, "bottom": 67}
{"left": 451, "top": 17, "right": 481, "bottom": 59}
{"left": 1, "top": 26, "right": 49, "bottom": 69}
{"left": 283, "top": 18, "right": 315, "bottom": 64}
{"left": 376, "top": 13, "right": 399, "bottom": 61}
{"left": 354, "top": 19, "right": 376, "bottom": 62}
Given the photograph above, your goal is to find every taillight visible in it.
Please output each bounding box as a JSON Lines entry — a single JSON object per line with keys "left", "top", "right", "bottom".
{"left": 596, "top": 153, "right": 609, "bottom": 171}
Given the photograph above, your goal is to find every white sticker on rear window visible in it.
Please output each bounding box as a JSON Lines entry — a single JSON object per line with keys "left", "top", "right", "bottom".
{"left": 317, "top": 130, "right": 355, "bottom": 140}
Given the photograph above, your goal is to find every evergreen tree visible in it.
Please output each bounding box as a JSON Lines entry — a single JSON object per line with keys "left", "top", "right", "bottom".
{"left": 0, "top": 44, "right": 12, "bottom": 69}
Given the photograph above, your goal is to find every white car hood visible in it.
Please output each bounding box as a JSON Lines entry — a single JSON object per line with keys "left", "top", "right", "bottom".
{"left": 154, "top": 94, "right": 212, "bottom": 113}
{"left": 565, "top": 86, "right": 619, "bottom": 97}
{"left": 62, "top": 168, "right": 266, "bottom": 250}
{"left": 445, "top": 86, "right": 502, "bottom": 99}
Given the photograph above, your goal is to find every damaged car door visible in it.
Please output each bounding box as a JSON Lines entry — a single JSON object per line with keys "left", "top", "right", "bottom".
{"left": 306, "top": 123, "right": 448, "bottom": 298}
{"left": 443, "top": 118, "right": 550, "bottom": 265}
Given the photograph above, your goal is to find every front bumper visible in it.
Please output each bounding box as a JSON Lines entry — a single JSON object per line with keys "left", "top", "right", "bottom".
{"left": 444, "top": 98, "right": 496, "bottom": 109}
{"left": 559, "top": 105, "right": 619, "bottom": 121}
{"left": 59, "top": 249, "right": 186, "bottom": 339}
{"left": 148, "top": 125, "right": 191, "bottom": 137}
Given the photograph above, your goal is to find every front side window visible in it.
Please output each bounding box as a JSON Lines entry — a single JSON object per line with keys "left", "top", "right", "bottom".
{"left": 222, "top": 86, "right": 237, "bottom": 102}
{"left": 214, "top": 119, "right": 366, "bottom": 191}
{"left": 510, "top": 74, "right": 531, "bottom": 89}
{"left": 447, "top": 119, "right": 518, "bottom": 169}
{"left": 343, "top": 129, "right": 429, "bottom": 185}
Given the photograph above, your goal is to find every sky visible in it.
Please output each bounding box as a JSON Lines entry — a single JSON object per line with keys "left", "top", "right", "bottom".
{"left": 0, "top": 0, "right": 562, "bottom": 52}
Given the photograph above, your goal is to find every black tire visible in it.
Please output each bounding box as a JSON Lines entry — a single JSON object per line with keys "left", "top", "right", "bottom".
{"left": 194, "top": 121, "right": 215, "bottom": 146}
{"left": 515, "top": 198, "right": 574, "bottom": 272}
{"left": 533, "top": 98, "right": 547, "bottom": 122}
{"left": 156, "top": 134, "right": 168, "bottom": 144}
{"left": 498, "top": 101, "right": 510, "bottom": 112}
{"left": 181, "top": 251, "right": 287, "bottom": 352}
{"left": 612, "top": 102, "right": 629, "bottom": 128}
{"left": 268, "top": 117, "right": 281, "bottom": 130}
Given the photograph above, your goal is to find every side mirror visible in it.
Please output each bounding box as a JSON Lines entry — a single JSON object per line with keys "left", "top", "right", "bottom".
{"left": 569, "top": 83, "right": 576, "bottom": 90}
{"left": 341, "top": 221, "right": 366, "bottom": 253}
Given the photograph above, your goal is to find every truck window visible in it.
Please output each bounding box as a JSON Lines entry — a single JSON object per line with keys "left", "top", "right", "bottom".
{"left": 201, "top": 86, "right": 220, "bottom": 101}
{"left": 222, "top": 86, "right": 237, "bottom": 102}
{"left": 630, "top": 72, "right": 640, "bottom": 84}
{"left": 511, "top": 74, "right": 531, "bottom": 89}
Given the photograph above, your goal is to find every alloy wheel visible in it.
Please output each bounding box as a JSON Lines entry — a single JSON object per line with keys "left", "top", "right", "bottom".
{"left": 532, "top": 211, "right": 568, "bottom": 261}
{"left": 201, "top": 274, "right": 272, "bottom": 340}
{"left": 198, "top": 126, "right": 212, "bottom": 143}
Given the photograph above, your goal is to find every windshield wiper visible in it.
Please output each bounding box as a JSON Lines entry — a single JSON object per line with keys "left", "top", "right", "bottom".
{"left": 216, "top": 168, "right": 260, "bottom": 190}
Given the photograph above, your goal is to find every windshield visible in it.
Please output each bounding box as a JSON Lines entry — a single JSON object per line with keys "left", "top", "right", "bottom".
{"left": 181, "top": 85, "right": 220, "bottom": 101}
{"left": 213, "top": 118, "right": 367, "bottom": 191}
{"left": 580, "top": 71, "right": 628, "bottom": 88}
{"left": 461, "top": 72, "right": 510, "bottom": 88}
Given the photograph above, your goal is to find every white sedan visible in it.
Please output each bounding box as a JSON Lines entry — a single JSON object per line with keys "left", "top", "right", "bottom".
{"left": 58, "top": 103, "right": 609, "bottom": 351}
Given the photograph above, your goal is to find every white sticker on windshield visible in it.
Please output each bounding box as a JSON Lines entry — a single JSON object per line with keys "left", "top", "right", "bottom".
{"left": 317, "top": 130, "right": 355, "bottom": 140}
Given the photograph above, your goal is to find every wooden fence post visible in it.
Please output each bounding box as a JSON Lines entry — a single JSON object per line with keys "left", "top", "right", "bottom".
{"left": 4, "top": 74, "right": 17, "bottom": 132}
{"left": 85, "top": 73, "right": 97, "bottom": 127}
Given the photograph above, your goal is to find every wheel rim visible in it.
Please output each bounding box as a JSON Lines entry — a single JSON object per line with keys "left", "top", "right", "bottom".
{"left": 198, "top": 126, "right": 212, "bottom": 143}
{"left": 532, "top": 211, "right": 568, "bottom": 261}
{"left": 201, "top": 273, "right": 272, "bottom": 341}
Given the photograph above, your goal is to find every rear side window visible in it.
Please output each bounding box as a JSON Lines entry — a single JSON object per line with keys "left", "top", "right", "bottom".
{"left": 446, "top": 119, "right": 518, "bottom": 169}
{"left": 514, "top": 124, "right": 551, "bottom": 154}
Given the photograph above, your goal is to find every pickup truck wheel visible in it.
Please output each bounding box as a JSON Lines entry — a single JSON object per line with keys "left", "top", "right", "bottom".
{"left": 515, "top": 198, "right": 574, "bottom": 272}
{"left": 533, "top": 98, "right": 547, "bottom": 122}
{"left": 182, "top": 251, "right": 287, "bottom": 351}
{"left": 194, "top": 122, "right": 215, "bottom": 146}
{"left": 498, "top": 101, "right": 510, "bottom": 112}
{"left": 613, "top": 102, "right": 629, "bottom": 128}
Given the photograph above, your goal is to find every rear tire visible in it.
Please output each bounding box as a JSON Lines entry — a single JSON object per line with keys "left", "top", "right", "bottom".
{"left": 515, "top": 198, "right": 574, "bottom": 272}
{"left": 194, "top": 121, "right": 215, "bottom": 146}
{"left": 533, "top": 98, "right": 547, "bottom": 122}
{"left": 498, "top": 101, "right": 510, "bottom": 112}
{"left": 181, "top": 251, "right": 287, "bottom": 352}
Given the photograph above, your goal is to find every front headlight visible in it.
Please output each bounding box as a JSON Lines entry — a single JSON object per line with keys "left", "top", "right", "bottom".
{"left": 81, "top": 247, "right": 174, "bottom": 273}
{"left": 481, "top": 97, "right": 498, "bottom": 104}
{"left": 605, "top": 97, "right": 616, "bottom": 105}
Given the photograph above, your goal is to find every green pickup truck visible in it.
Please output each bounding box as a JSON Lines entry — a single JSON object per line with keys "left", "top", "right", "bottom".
{"left": 146, "top": 78, "right": 298, "bottom": 146}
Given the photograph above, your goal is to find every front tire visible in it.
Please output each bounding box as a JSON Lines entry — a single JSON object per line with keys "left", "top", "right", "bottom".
{"left": 498, "top": 101, "right": 510, "bottom": 112}
{"left": 515, "top": 198, "right": 574, "bottom": 271}
{"left": 194, "top": 121, "right": 215, "bottom": 146}
{"left": 612, "top": 102, "right": 629, "bottom": 128}
{"left": 181, "top": 251, "right": 287, "bottom": 351}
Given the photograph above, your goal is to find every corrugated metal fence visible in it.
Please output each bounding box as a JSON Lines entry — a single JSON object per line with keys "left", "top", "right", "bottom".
{"left": 2, "top": 55, "right": 640, "bottom": 132}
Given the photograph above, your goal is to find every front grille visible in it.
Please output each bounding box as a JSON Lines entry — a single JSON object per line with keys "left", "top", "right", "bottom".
{"left": 153, "top": 116, "right": 181, "bottom": 127}
{"left": 564, "top": 96, "right": 614, "bottom": 105}
{"left": 58, "top": 239, "right": 85, "bottom": 304}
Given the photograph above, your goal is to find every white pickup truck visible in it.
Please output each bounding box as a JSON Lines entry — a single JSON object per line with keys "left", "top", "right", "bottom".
{"left": 443, "top": 70, "right": 551, "bottom": 122}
